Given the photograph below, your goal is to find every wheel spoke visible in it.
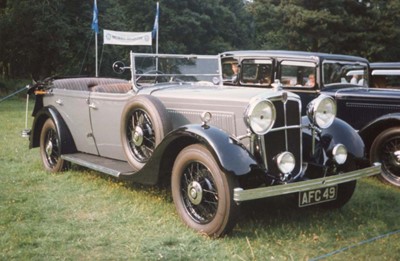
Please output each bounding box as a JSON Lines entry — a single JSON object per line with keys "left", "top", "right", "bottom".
{"left": 181, "top": 161, "right": 218, "bottom": 224}
{"left": 127, "top": 108, "right": 156, "bottom": 163}
{"left": 172, "top": 144, "right": 239, "bottom": 236}
{"left": 379, "top": 135, "right": 400, "bottom": 179}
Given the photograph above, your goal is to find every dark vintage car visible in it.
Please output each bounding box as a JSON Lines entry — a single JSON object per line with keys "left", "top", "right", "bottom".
{"left": 26, "top": 52, "right": 380, "bottom": 237}
{"left": 220, "top": 50, "right": 400, "bottom": 187}
{"left": 370, "top": 62, "right": 400, "bottom": 88}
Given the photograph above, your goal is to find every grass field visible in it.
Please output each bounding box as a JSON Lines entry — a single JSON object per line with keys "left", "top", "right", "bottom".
{"left": 1, "top": 98, "right": 399, "bottom": 260}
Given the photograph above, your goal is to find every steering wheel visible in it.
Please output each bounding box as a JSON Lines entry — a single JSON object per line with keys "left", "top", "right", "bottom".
{"left": 136, "top": 70, "right": 169, "bottom": 85}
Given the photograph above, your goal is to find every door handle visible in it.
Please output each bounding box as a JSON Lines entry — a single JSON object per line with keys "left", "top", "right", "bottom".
{"left": 55, "top": 99, "right": 63, "bottom": 105}
{"left": 89, "top": 103, "right": 97, "bottom": 109}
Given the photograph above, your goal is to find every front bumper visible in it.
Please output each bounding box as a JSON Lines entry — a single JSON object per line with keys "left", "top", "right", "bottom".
{"left": 233, "top": 163, "right": 381, "bottom": 202}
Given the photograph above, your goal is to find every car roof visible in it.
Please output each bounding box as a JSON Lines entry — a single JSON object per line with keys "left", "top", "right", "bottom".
{"left": 370, "top": 62, "right": 400, "bottom": 69}
{"left": 221, "top": 50, "right": 369, "bottom": 63}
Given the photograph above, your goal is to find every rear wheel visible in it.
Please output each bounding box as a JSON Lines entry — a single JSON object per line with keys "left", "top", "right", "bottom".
{"left": 171, "top": 144, "right": 239, "bottom": 237}
{"left": 370, "top": 127, "right": 400, "bottom": 187}
{"left": 39, "top": 118, "right": 67, "bottom": 172}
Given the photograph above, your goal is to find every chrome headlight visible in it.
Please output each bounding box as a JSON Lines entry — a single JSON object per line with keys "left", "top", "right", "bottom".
{"left": 245, "top": 100, "right": 276, "bottom": 135}
{"left": 276, "top": 152, "right": 295, "bottom": 174}
{"left": 332, "top": 144, "right": 347, "bottom": 165}
{"left": 307, "top": 95, "right": 336, "bottom": 129}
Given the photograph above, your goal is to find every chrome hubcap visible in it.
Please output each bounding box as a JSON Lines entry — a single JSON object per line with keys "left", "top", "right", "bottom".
{"left": 45, "top": 140, "right": 53, "bottom": 156}
{"left": 132, "top": 126, "right": 144, "bottom": 146}
{"left": 393, "top": 150, "right": 400, "bottom": 165}
{"left": 187, "top": 181, "right": 203, "bottom": 205}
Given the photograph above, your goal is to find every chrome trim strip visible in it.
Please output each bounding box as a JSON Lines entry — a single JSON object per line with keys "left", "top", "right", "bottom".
{"left": 233, "top": 164, "right": 381, "bottom": 202}
{"left": 260, "top": 135, "right": 268, "bottom": 169}
{"left": 283, "top": 98, "right": 288, "bottom": 151}
{"left": 269, "top": 125, "right": 302, "bottom": 132}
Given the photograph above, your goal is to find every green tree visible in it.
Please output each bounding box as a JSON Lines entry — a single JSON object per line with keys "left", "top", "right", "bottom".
{"left": 248, "top": 0, "right": 357, "bottom": 52}
{"left": 2, "top": 0, "right": 400, "bottom": 79}
{"left": 247, "top": 0, "right": 400, "bottom": 61}
{"left": 0, "top": 0, "right": 92, "bottom": 79}
{"left": 362, "top": 0, "right": 400, "bottom": 62}
{"left": 0, "top": 0, "right": 254, "bottom": 79}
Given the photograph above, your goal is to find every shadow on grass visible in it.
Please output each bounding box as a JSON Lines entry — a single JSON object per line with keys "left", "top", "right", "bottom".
{"left": 64, "top": 164, "right": 400, "bottom": 240}
{"left": 68, "top": 164, "right": 173, "bottom": 201}
{"left": 232, "top": 179, "right": 400, "bottom": 239}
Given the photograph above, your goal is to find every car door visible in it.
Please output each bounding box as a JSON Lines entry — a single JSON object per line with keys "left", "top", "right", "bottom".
{"left": 88, "top": 91, "right": 132, "bottom": 161}
{"left": 50, "top": 88, "right": 98, "bottom": 154}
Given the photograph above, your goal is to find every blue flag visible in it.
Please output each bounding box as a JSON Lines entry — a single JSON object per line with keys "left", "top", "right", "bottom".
{"left": 91, "top": 0, "right": 99, "bottom": 34}
{"left": 152, "top": 2, "right": 159, "bottom": 39}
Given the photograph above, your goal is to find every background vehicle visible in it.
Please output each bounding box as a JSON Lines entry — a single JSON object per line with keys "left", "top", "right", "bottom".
{"left": 26, "top": 52, "right": 380, "bottom": 237}
{"left": 370, "top": 62, "right": 400, "bottom": 88}
{"left": 221, "top": 50, "right": 400, "bottom": 187}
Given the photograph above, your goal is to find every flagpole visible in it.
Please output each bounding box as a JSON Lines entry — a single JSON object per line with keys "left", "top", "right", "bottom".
{"left": 95, "top": 31, "right": 98, "bottom": 77}
{"left": 95, "top": 0, "right": 99, "bottom": 77}
{"left": 156, "top": 2, "right": 159, "bottom": 56}
{"left": 152, "top": 2, "right": 159, "bottom": 71}
{"left": 92, "top": 0, "right": 99, "bottom": 77}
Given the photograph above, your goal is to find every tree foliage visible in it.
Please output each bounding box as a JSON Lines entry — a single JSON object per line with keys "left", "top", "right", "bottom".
{"left": 0, "top": 0, "right": 399, "bottom": 79}
{"left": 248, "top": 0, "right": 400, "bottom": 60}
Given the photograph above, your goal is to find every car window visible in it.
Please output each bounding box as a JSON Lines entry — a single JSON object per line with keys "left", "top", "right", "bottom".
{"left": 322, "top": 60, "right": 368, "bottom": 87}
{"left": 239, "top": 59, "right": 272, "bottom": 86}
{"left": 279, "top": 61, "right": 316, "bottom": 88}
{"left": 371, "top": 69, "right": 400, "bottom": 88}
{"left": 222, "top": 59, "right": 239, "bottom": 83}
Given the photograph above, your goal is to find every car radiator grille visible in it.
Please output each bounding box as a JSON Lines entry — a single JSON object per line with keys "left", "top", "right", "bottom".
{"left": 262, "top": 98, "right": 302, "bottom": 176}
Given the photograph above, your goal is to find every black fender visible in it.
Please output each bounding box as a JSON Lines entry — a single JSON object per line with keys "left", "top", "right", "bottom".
{"left": 358, "top": 113, "right": 400, "bottom": 155}
{"left": 30, "top": 106, "right": 76, "bottom": 154}
{"left": 302, "top": 116, "right": 365, "bottom": 161}
{"left": 126, "top": 124, "right": 259, "bottom": 185}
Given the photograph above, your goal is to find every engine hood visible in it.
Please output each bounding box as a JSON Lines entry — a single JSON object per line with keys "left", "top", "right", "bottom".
{"left": 332, "top": 87, "right": 400, "bottom": 102}
{"left": 138, "top": 83, "right": 299, "bottom": 104}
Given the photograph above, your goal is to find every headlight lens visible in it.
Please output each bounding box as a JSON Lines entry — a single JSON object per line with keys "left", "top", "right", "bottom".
{"left": 245, "top": 100, "right": 276, "bottom": 135}
{"left": 276, "top": 152, "right": 296, "bottom": 174}
{"left": 332, "top": 144, "right": 347, "bottom": 165}
{"left": 307, "top": 95, "right": 336, "bottom": 129}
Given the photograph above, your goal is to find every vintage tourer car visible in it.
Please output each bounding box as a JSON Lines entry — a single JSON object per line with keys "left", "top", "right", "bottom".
{"left": 26, "top": 52, "right": 380, "bottom": 237}
{"left": 221, "top": 50, "right": 400, "bottom": 187}
{"left": 370, "top": 62, "right": 400, "bottom": 88}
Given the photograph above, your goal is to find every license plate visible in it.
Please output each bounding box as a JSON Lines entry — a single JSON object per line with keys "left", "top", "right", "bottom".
{"left": 298, "top": 186, "right": 337, "bottom": 207}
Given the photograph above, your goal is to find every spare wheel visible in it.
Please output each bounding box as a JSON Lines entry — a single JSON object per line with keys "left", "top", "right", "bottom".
{"left": 121, "top": 95, "right": 171, "bottom": 170}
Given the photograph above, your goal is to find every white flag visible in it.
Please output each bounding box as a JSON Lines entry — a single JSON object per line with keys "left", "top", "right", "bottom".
{"left": 103, "top": 29, "right": 152, "bottom": 46}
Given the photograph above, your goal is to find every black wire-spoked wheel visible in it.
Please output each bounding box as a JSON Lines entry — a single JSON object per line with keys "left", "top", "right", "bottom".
{"left": 171, "top": 144, "right": 239, "bottom": 237}
{"left": 181, "top": 161, "right": 219, "bottom": 224}
{"left": 121, "top": 95, "right": 171, "bottom": 170}
{"left": 370, "top": 127, "right": 400, "bottom": 187}
{"left": 127, "top": 108, "right": 156, "bottom": 163}
{"left": 39, "top": 118, "right": 66, "bottom": 172}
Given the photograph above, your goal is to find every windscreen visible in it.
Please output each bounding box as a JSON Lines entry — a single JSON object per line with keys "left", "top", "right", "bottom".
{"left": 131, "top": 53, "right": 221, "bottom": 86}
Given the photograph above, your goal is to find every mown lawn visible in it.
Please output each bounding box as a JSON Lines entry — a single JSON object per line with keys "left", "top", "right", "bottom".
{"left": 1, "top": 98, "right": 399, "bottom": 260}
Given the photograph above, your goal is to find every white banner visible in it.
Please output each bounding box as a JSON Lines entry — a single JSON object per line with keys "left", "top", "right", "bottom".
{"left": 103, "top": 29, "right": 152, "bottom": 46}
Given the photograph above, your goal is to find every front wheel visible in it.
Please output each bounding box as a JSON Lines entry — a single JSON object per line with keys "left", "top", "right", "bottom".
{"left": 171, "top": 144, "right": 239, "bottom": 237}
{"left": 319, "top": 162, "right": 357, "bottom": 209}
{"left": 39, "top": 118, "right": 67, "bottom": 172}
{"left": 370, "top": 127, "right": 400, "bottom": 187}
{"left": 319, "top": 180, "right": 356, "bottom": 209}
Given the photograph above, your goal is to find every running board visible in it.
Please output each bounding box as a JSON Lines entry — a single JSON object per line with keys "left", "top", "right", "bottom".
{"left": 61, "top": 153, "right": 136, "bottom": 177}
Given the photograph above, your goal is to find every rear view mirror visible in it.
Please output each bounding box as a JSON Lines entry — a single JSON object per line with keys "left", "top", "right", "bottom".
{"left": 112, "top": 61, "right": 126, "bottom": 74}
